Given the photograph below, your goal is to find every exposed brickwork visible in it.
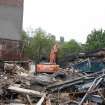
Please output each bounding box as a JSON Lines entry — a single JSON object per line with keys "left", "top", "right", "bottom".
{"left": 0, "top": 0, "right": 23, "bottom": 7}
{"left": 0, "top": 38, "right": 23, "bottom": 60}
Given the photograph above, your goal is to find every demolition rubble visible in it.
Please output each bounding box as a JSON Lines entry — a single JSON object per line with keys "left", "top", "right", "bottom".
{"left": 1, "top": 57, "right": 105, "bottom": 105}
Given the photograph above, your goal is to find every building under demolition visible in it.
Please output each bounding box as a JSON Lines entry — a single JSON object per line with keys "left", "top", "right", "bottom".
{"left": 0, "top": 0, "right": 24, "bottom": 60}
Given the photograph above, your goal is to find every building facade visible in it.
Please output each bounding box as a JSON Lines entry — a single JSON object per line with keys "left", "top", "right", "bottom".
{"left": 0, "top": 0, "right": 23, "bottom": 40}
{"left": 0, "top": 0, "right": 24, "bottom": 60}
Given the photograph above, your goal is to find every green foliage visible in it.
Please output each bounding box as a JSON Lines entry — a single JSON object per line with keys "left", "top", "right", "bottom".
{"left": 21, "top": 31, "right": 28, "bottom": 41}
{"left": 22, "top": 28, "right": 105, "bottom": 62}
{"left": 21, "top": 28, "right": 55, "bottom": 63}
{"left": 85, "top": 29, "right": 105, "bottom": 51}
{"left": 58, "top": 39, "right": 81, "bottom": 58}
{"left": 21, "top": 31, "right": 33, "bottom": 58}
{"left": 31, "top": 28, "right": 55, "bottom": 62}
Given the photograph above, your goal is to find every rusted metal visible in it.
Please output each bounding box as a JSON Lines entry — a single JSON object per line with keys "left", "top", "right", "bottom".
{"left": 0, "top": 38, "right": 24, "bottom": 60}
{"left": 36, "top": 64, "right": 59, "bottom": 73}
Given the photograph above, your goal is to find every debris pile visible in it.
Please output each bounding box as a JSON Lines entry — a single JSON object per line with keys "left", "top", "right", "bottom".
{"left": 1, "top": 61, "right": 105, "bottom": 105}
{"left": 46, "top": 70, "right": 105, "bottom": 105}
{"left": 0, "top": 63, "right": 45, "bottom": 105}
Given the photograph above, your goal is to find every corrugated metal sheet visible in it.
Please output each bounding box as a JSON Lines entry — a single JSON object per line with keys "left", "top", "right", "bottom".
{"left": 0, "top": 0, "right": 23, "bottom": 7}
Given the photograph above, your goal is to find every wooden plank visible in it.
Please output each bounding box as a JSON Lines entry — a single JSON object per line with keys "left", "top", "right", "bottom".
{"left": 79, "top": 77, "right": 103, "bottom": 105}
{"left": 8, "top": 86, "right": 45, "bottom": 97}
{"left": 26, "top": 95, "right": 33, "bottom": 105}
{"left": 36, "top": 94, "right": 46, "bottom": 105}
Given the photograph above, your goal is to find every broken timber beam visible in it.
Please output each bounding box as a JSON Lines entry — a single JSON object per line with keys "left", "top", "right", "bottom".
{"left": 36, "top": 94, "right": 46, "bottom": 105}
{"left": 46, "top": 77, "right": 84, "bottom": 91}
{"left": 8, "top": 86, "right": 45, "bottom": 97}
{"left": 79, "top": 74, "right": 105, "bottom": 105}
{"left": 26, "top": 95, "right": 33, "bottom": 105}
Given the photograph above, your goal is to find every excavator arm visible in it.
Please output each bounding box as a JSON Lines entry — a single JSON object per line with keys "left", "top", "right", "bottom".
{"left": 36, "top": 44, "right": 59, "bottom": 73}
{"left": 49, "top": 44, "right": 58, "bottom": 64}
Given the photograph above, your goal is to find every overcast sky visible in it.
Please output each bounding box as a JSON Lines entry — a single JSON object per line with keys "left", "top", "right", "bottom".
{"left": 23, "top": 0, "right": 105, "bottom": 43}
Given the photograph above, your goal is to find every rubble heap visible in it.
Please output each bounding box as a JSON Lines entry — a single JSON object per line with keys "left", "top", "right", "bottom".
{"left": 1, "top": 62, "right": 105, "bottom": 105}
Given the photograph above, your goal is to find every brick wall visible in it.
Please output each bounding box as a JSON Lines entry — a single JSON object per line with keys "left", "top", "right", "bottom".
{"left": 0, "top": 38, "right": 23, "bottom": 60}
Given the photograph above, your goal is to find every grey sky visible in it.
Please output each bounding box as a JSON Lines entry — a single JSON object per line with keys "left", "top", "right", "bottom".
{"left": 23, "top": 0, "right": 105, "bottom": 43}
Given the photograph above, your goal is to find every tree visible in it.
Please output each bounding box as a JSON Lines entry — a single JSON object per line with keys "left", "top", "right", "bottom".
{"left": 21, "top": 31, "right": 33, "bottom": 58}
{"left": 85, "top": 29, "right": 105, "bottom": 51}
{"left": 58, "top": 39, "right": 81, "bottom": 58}
{"left": 22, "top": 28, "right": 55, "bottom": 63}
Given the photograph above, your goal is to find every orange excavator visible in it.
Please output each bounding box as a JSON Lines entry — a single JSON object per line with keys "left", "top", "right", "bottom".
{"left": 36, "top": 44, "right": 60, "bottom": 73}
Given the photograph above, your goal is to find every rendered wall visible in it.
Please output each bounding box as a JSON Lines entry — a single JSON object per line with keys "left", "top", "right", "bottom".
{"left": 0, "top": 0, "right": 23, "bottom": 40}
